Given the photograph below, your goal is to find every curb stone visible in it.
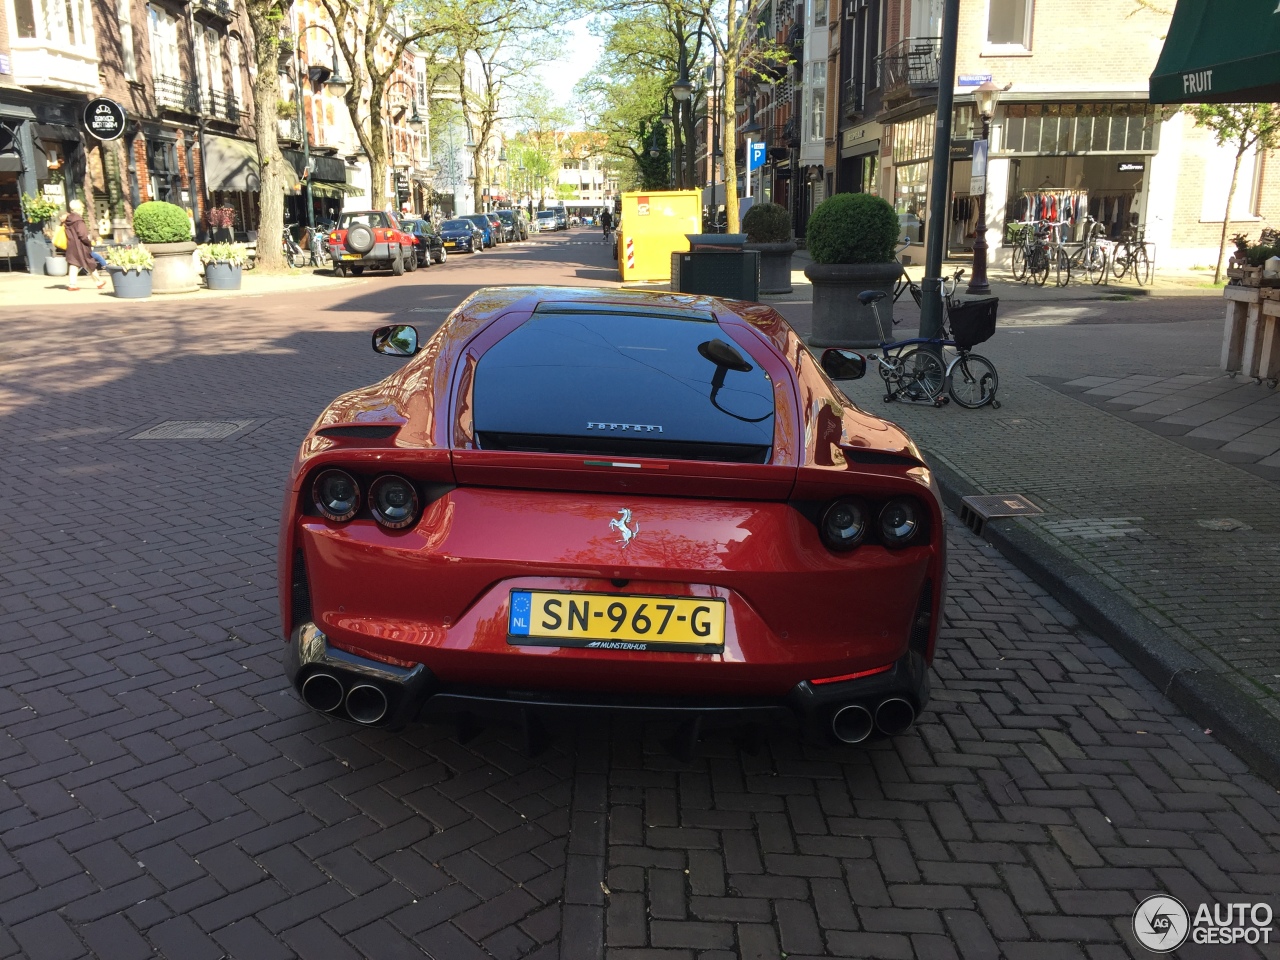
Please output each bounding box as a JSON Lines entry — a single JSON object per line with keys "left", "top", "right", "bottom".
{"left": 924, "top": 450, "right": 1280, "bottom": 790}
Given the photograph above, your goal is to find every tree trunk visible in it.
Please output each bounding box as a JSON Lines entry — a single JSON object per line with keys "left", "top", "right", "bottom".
{"left": 1215, "top": 147, "right": 1244, "bottom": 285}
{"left": 250, "top": 15, "right": 288, "bottom": 270}
{"left": 723, "top": 64, "right": 738, "bottom": 228}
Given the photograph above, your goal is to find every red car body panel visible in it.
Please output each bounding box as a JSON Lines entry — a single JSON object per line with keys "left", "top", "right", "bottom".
{"left": 279, "top": 286, "right": 945, "bottom": 724}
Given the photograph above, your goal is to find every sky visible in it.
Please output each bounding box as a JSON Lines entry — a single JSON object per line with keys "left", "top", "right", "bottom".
{"left": 534, "top": 18, "right": 604, "bottom": 128}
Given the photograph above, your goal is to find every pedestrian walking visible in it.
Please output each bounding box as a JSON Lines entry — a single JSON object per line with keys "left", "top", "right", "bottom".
{"left": 63, "top": 199, "right": 105, "bottom": 290}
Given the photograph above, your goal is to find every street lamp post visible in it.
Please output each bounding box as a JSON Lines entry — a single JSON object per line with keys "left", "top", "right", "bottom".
{"left": 967, "top": 80, "right": 1003, "bottom": 296}
{"left": 293, "top": 21, "right": 349, "bottom": 232}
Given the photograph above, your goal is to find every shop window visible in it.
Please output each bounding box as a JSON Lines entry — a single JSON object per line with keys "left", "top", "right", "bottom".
{"left": 986, "top": 0, "right": 1032, "bottom": 49}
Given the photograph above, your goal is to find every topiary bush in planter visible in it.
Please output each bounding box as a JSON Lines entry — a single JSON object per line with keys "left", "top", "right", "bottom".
{"left": 743, "top": 202, "right": 797, "bottom": 295}
{"left": 804, "top": 192, "right": 904, "bottom": 347}
{"left": 132, "top": 201, "right": 193, "bottom": 243}
{"left": 133, "top": 201, "right": 197, "bottom": 293}
{"left": 806, "top": 192, "right": 900, "bottom": 265}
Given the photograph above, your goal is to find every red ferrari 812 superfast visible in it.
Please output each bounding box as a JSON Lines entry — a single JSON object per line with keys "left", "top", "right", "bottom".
{"left": 279, "top": 286, "right": 945, "bottom": 745}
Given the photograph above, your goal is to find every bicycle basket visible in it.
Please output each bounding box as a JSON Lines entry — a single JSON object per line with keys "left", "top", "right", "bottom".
{"left": 946, "top": 297, "right": 999, "bottom": 351}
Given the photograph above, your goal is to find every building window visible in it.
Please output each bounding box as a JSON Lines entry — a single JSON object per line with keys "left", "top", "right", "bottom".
{"left": 810, "top": 61, "right": 826, "bottom": 141}
{"left": 148, "top": 5, "right": 181, "bottom": 79}
{"left": 118, "top": 0, "right": 137, "bottom": 79}
{"left": 1201, "top": 143, "right": 1261, "bottom": 222}
{"left": 14, "top": 0, "right": 93, "bottom": 45}
{"left": 195, "top": 26, "right": 223, "bottom": 96}
{"left": 416, "top": 68, "right": 426, "bottom": 106}
{"left": 813, "top": 0, "right": 825, "bottom": 28}
{"left": 987, "top": 0, "right": 1032, "bottom": 49}
{"left": 228, "top": 34, "right": 244, "bottom": 105}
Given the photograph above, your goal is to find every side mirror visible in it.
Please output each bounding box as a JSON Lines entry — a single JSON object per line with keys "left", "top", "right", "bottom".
{"left": 373, "top": 324, "right": 419, "bottom": 356}
{"left": 821, "top": 348, "right": 866, "bottom": 381}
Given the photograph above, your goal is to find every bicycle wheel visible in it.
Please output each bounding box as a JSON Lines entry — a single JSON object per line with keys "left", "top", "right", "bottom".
{"left": 1084, "top": 246, "right": 1106, "bottom": 285}
{"left": 1111, "top": 248, "right": 1129, "bottom": 280}
{"left": 896, "top": 348, "right": 946, "bottom": 402}
{"left": 1054, "top": 249, "right": 1071, "bottom": 287}
{"left": 1011, "top": 244, "right": 1027, "bottom": 282}
{"left": 1133, "top": 246, "right": 1152, "bottom": 286}
{"left": 948, "top": 353, "right": 999, "bottom": 408}
{"left": 1028, "top": 247, "right": 1049, "bottom": 287}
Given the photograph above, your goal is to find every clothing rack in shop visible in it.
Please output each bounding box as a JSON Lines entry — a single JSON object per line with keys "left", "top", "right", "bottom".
{"left": 1015, "top": 189, "right": 1090, "bottom": 240}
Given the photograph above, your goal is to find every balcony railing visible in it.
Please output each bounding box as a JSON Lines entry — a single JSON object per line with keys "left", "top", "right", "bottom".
{"left": 206, "top": 88, "right": 240, "bottom": 121}
{"left": 874, "top": 36, "right": 940, "bottom": 102}
{"left": 277, "top": 117, "right": 302, "bottom": 142}
{"left": 193, "top": 0, "right": 233, "bottom": 18}
{"left": 843, "top": 77, "right": 864, "bottom": 120}
{"left": 154, "top": 75, "right": 200, "bottom": 113}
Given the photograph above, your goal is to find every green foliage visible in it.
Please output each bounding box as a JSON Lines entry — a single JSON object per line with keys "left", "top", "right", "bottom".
{"left": 805, "top": 192, "right": 900, "bottom": 265}
{"left": 1244, "top": 244, "right": 1277, "bottom": 267}
{"left": 20, "top": 192, "right": 61, "bottom": 225}
{"left": 106, "top": 245, "right": 155, "bottom": 271}
{"left": 742, "top": 202, "right": 791, "bottom": 243}
{"left": 634, "top": 121, "right": 671, "bottom": 191}
{"left": 198, "top": 242, "right": 250, "bottom": 266}
{"left": 133, "top": 201, "right": 192, "bottom": 243}
{"left": 1186, "top": 103, "right": 1280, "bottom": 153}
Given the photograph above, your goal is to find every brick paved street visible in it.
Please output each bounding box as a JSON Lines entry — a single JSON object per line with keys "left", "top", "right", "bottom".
{"left": 2, "top": 232, "right": 1279, "bottom": 959}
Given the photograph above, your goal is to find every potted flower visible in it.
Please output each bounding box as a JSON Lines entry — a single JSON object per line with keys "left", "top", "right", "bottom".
{"left": 20, "top": 192, "right": 62, "bottom": 276}
{"left": 132, "top": 200, "right": 196, "bottom": 294}
{"left": 207, "top": 206, "right": 236, "bottom": 243}
{"left": 742, "top": 202, "right": 796, "bottom": 294}
{"left": 198, "top": 242, "right": 249, "bottom": 290}
{"left": 804, "top": 192, "right": 903, "bottom": 347}
{"left": 105, "top": 245, "right": 155, "bottom": 299}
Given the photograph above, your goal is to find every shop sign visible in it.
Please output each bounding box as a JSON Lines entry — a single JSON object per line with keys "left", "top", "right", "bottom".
{"left": 958, "top": 74, "right": 993, "bottom": 87}
{"left": 841, "top": 121, "right": 882, "bottom": 154}
{"left": 0, "top": 54, "right": 10, "bottom": 75}
{"left": 637, "top": 196, "right": 650, "bottom": 216}
{"left": 83, "top": 98, "right": 126, "bottom": 141}
{"left": 43, "top": 183, "right": 65, "bottom": 200}
{"left": 1118, "top": 161, "right": 1145, "bottom": 172}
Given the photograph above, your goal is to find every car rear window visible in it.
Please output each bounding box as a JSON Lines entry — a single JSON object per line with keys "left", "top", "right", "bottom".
{"left": 341, "top": 213, "right": 389, "bottom": 229}
{"left": 442, "top": 220, "right": 469, "bottom": 229}
{"left": 472, "top": 307, "right": 775, "bottom": 463}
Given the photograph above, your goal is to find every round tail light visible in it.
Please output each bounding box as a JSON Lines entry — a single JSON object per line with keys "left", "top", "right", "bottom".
{"left": 820, "top": 498, "right": 867, "bottom": 551}
{"left": 369, "top": 475, "right": 419, "bottom": 529}
{"left": 313, "top": 469, "right": 359, "bottom": 521}
{"left": 880, "top": 499, "right": 920, "bottom": 546}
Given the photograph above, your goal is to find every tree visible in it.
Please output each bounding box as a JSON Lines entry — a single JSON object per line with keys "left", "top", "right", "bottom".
{"left": 1186, "top": 103, "right": 1280, "bottom": 283}
{"left": 244, "top": 0, "right": 294, "bottom": 270}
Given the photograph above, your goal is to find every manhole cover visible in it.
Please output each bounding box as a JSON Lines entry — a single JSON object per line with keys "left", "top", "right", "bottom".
{"left": 1196, "top": 517, "right": 1250, "bottom": 532}
{"left": 958, "top": 494, "right": 1043, "bottom": 536}
{"left": 130, "top": 419, "right": 255, "bottom": 440}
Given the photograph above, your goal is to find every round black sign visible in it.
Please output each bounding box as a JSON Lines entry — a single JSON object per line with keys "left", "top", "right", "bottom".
{"left": 83, "top": 98, "right": 126, "bottom": 141}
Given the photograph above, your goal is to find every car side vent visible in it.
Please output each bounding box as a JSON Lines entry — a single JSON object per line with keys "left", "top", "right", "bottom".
{"left": 291, "top": 549, "right": 313, "bottom": 630}
{"left": 842, "top": 448, "right": 925, "bottom": 467}
{"left": 317, "top": 425, "right": 400, "bottom": 439}
{"left": 908, "top": 579, "right": 933, "bottom": 655}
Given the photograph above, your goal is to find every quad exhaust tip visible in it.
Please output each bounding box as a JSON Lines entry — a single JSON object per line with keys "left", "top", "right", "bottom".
{"left": 875, "top": 697, "right": 916, "bottom": 737}
{"left": 831, "top": 704, "right": 874, "bottom": 744}
{"left": 301, "top": 672, "right": 344, "bottom": 713}
{"left": 346, "top": 684, "right": 389, "bottom": 725}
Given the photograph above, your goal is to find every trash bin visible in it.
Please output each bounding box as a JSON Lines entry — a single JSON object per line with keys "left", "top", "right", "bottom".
{"left": 671, "top": 233, "right": 760, "bottom": 301}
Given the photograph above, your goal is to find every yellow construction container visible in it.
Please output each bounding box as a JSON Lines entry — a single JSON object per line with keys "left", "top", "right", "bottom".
{"left": 617, "top": 190, "right": 702, "bottom": 282}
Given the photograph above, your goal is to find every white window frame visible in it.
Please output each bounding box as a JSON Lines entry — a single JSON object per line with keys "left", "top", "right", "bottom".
{"left": 810, "top": 61, "right": 826, "bottom": 142}
{"left": 1200, "top": 143, "right": 1263, "bottom": 223}
{"left": 118, "top": 0, "right": 137, "bottom": 79}
{"left": 227, "top": 34, "right": 244, "bottom": 105}
{"left": 148, "top": 5, "right": 181, "bottom": 80}
{"left": 984, "top": 0, "right": 1033, "bottom": 54}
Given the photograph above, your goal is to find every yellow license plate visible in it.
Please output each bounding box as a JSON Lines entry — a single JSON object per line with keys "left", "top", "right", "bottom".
{"left": 508, "top": 590, "right": 725, "bottom": 653}
{"left": 342, "top": 253, "right": 359, "bottom": 260}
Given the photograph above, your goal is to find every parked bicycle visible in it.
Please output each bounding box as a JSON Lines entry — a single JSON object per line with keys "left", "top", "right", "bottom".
{"left": 1110, "top": 225, "right": 1153, "bottom": 285}
{"left": 859, "top": 269, "right": 1001, "bottom": 409}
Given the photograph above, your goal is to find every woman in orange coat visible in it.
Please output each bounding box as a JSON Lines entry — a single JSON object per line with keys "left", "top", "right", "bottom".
{"left": 64, "top": 199, "right": 105, "bottom": 290}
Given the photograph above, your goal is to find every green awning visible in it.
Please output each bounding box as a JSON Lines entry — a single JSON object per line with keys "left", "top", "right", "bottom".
{"left": 1149, "top": 0, "right": 1280, "bottom": 103}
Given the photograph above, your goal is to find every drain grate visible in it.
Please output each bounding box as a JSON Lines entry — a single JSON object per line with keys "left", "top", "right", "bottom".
{"left": 130, "top": 419, "right": 256, "bottom": 440}
{"left": 959, "top": 494, "right": 1044, "bottom": 536}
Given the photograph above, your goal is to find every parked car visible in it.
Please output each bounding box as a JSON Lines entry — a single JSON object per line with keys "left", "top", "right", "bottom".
{"left": 535, "top": 211, "right": 558, "bottom": 232}
{"left": 438, "top": 218, "right": 484, "bottom": 253}
{"left": 279, "top": 286, "right": 944, "bottom": 746}
{"left": 484, "top": 213, "right": 508, "bottom": 243}
{"left": 327, "top": 211, "right": 416, "bottom": 277}
{"left": 399, "top": 218, "right": 447, "bottom": 266}
{"left": 460, "top": 214, "right": 497, "bottom": 248}
{"left": 495, "top": 210, "right": 527, "bottom": 241}
{"left": 551, "top": 208, "right": 568, "bottom": 229}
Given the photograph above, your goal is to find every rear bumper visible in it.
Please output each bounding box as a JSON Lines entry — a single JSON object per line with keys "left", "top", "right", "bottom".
{"left": 285, "top": 621, "right": 929, "bottom": 737}
{"left": 327, "top": 241, "right": 398, "bottom": 267}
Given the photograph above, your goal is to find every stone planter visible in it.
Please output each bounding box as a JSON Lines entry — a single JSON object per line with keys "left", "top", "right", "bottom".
{"left": 806, "top": 260, "right": 904, "bottom": 347}
{"left": 146, "top": 240, "right": 198, "bottom": 294}
{"left": 110, "top": 268, "right": 153, "bottom": 299}
{"left": 204, "top": 262, "right": 242, "bottom": 290}
{"left": 745, "top": 241, "right": 797, "bottom": 294}
{"left": 44, "top": 255, "right": 68, "bottom": 277}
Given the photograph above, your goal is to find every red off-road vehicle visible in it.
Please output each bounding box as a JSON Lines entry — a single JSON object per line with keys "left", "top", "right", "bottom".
{"left": 327, "top": 210, "right": 416, "bottom": 278}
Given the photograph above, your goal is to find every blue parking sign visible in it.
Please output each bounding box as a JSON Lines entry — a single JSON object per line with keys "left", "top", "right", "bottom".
{"left": 748, "top": 141, "right": 766, "bottom": 172}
